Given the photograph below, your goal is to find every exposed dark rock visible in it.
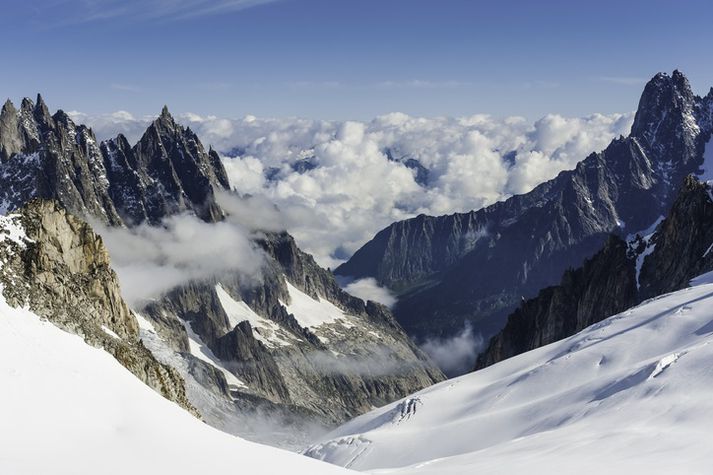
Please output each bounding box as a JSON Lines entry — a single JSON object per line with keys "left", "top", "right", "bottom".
{"left": 0, "top": 97, "right": 229, "bottom": 226}
{"left": 143, "top": 231, "right": 444, "bottom": 424}
{"left": 638, "top": 175, "right": 713, "bottom": 299}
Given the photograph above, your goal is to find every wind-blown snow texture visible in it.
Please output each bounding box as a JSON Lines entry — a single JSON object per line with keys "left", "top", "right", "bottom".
{"left": 306, "top": 273, "right": 713, "bottom": 474}
{"left": 0, "top": 295, "right": 349, "bottom": 475}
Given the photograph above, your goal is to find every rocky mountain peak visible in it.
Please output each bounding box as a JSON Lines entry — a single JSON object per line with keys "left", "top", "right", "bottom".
{"left": 156, "top": 104, "right": 177, "bottom": 128}
{"left": 630, "top": 70, "right": 699, "bottom": 157}
{"left": 20, "top": 97, "right": 34, "bottom": 112}
{"left": 34, "top": 93, "right": 50, "bottom": 114}
{"left": 1, "top": 99, "right": 15, "bottom": 114}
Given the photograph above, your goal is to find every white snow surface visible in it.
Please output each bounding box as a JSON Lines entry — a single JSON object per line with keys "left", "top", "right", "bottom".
{"left": 0, "top": 213, "right": 29, "bottom": 247}
{"left": 306, "top": 274, "right": 713, "bottom": 474}
{"left": 0, "top": 294, "right": 350, "bottom": 475}
{"left": 282, "top": 280, "right": 355, "bottom": 330}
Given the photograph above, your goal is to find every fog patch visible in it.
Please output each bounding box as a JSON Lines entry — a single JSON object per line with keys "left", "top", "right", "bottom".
{"left": 215, "top": 190, "right": 286, "bottom": 233}
{"left": 420, "top": 324, "right": 483, "bottom": 377}
{"left": 297, "top": 345, "right": 419, "bottom": 378}
{"left": 95, "top": 214, "right": 266, "bottom": 307}
{"left": 337, "top": 276, "right": 397, "bottom": 308}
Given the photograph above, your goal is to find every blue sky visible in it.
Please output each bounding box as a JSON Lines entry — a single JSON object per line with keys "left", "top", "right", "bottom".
{"left": 2, "top": 0, "right": 712, "bottom": 119}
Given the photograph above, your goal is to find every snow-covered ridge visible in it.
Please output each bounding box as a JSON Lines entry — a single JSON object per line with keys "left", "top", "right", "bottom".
{"left": 0, "top": 293, "right": 349, "bottom": 475}
{"left": 306, "top": 272, "right": 713, "bottom": 474}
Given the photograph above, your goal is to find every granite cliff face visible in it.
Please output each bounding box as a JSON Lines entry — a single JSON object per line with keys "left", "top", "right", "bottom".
{"left": 337, "top": 71, "right": 713, "bottom": 345}
{"left": 475, "top": 175, "right": 713, "bottom": 369}
{"left": 0, "top": 200, "right": 194, "bottom": 411}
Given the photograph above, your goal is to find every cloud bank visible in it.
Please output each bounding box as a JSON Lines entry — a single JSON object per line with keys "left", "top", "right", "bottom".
{"left": 79, "top": 110, "right": 634, "bottom": 269}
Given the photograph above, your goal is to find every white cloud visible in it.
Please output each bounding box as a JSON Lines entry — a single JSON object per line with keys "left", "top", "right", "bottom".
{"left": 94, "top": 213, "right": 267, "bottom": 306}
{"left": 44, "top": 0, "right": 281, "bottom": 25}
{"left": 80, "top": 109, "right": 634, "bottom": 269}
{"left": 596, "top": 76, "right": 646, "bottom": 86}
{"left": 337, "top": 277, "right": 397, "bottom": 308}
{"left": 420, "top": 324, "right": 483, "bottom": 377}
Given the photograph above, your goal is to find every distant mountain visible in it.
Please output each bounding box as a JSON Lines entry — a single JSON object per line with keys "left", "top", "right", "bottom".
{"left": 0, "top": 96, "right": 443, "bottom": 446}
{"left": 337, "top": 70, "right": 713, "bottom": 349}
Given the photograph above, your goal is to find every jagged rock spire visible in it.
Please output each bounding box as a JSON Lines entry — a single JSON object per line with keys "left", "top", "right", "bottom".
{"left": 2, "top": 99, "right": 15, "bottom": 114}
{"left": 631, "top": 70, "right": 696, "bottom": 138}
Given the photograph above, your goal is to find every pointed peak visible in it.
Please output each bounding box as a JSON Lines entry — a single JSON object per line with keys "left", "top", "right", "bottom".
{"left": 154, "top": 105, "right": 178, "bottom": 129}
{"left": 631, "top": 70, "right": 695, "bottom": 137}
{"left": 52, "top": 109, "right": 71, "bottom": 122}
{"left": 114, "top": 133, "right": 130, "bottom": 146}
{"left": 2, "top": 99, "right": 16, "bottom": 114}
{"left": 36, "top": 93, "right": 46, "bottom": 108}
{"left": 20, "top": 97, "right": 35, "bottom": 111}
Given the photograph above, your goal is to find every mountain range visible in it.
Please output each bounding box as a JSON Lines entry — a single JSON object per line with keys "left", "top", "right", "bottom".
{"left": 337, "top": 70, "right": 713, "bottom": 371}
{"left": 2, "top": 69, "right": 713, "bottom": 473}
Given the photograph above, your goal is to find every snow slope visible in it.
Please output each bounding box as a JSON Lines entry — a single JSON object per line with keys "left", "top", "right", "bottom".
{"left": 0, "top": 294, "right": 350, "bottom": 475}
{"left": 306, "top": 273, "right": 713, "bottom": 474}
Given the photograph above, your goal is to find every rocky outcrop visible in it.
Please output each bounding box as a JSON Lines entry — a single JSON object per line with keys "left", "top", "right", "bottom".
{"left": 0, "top": 200, "right": 194, "bottom": 412}
{"left": 475, "top": 175, "right": 713, "bottom": 369}
{"left": 337, "top": 71, "right": 713, "bottom": 346}
{"left": 0, "top": 96, "right": 123, "bottom": 224}
{"left": 638, "top": 175, "right": 713, "bottom": 299}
